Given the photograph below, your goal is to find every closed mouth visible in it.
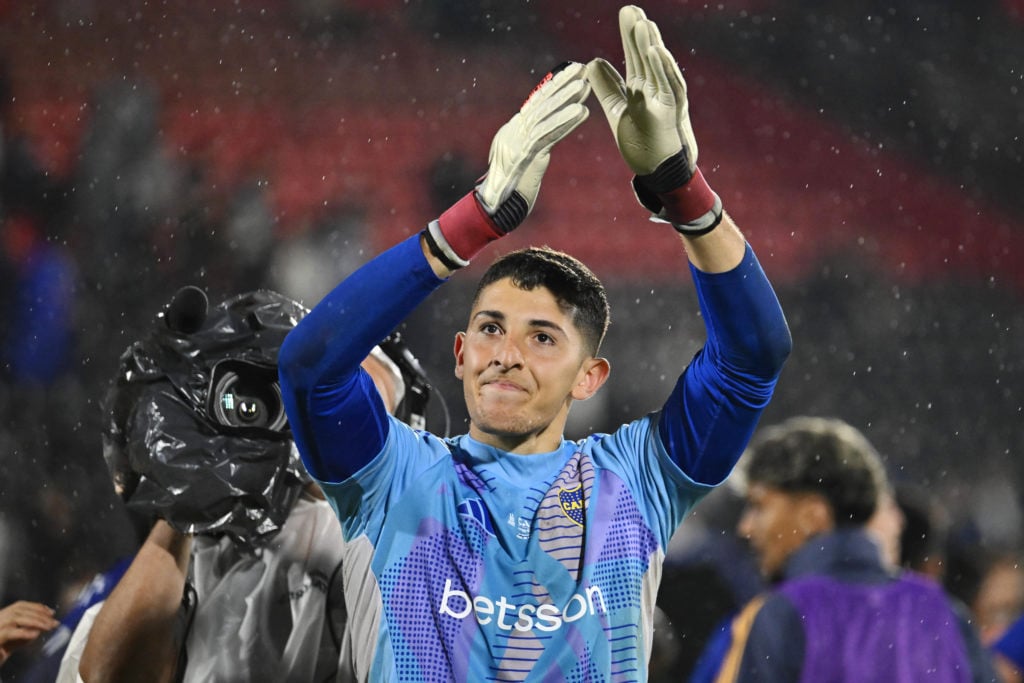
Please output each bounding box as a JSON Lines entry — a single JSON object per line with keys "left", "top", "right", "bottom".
{"left": 482, "top": 378, "right": 526, "bottom": 393}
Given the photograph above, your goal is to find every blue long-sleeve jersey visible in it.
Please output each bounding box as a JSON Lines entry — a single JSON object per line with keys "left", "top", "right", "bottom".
{"left": 279, "top": 234, "right": 790, "bottom": 682}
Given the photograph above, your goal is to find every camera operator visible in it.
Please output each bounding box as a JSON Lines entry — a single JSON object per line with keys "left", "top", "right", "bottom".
{"left": 56, "top": 288, "right": 432, "bottom": 683}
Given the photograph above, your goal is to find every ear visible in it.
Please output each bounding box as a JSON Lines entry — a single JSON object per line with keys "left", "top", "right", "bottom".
{"left": 571, "top": 357, "right": 611, "bottom": 401}
{"left": 797, "top": 494, "right": 835, "bottom": 537}
{"left": 453, "top": 331, "right": 466, "bottom": 380}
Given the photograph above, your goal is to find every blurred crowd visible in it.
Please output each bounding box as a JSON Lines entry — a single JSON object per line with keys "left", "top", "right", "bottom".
{"left": 1, "top": 0, "right": 1023, "bottom": 680}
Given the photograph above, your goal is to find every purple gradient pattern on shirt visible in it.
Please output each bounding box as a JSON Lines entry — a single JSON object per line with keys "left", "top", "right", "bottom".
{"left": 378, "top": 516, "right": 483, "bottom": 680}
{"left": 780, "top": 573, "right": 972, "bottom": 683}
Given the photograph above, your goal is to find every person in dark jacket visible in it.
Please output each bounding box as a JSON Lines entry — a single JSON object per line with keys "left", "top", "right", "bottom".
{"left": 709, "top": 416, "right": 997, "bottom": 683}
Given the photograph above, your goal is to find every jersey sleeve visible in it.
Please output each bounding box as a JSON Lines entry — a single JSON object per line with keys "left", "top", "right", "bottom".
{"left": 658, "top": 243, "right": 791, "bottom": 485}
{"left": 317, "top": 416, "right": 453, "bottom": 542}
{"left": 278, "top": 234, "right": 446, "bottom": 483}
{"left": 589, "top": 413, "right": 715, "bottom": 549}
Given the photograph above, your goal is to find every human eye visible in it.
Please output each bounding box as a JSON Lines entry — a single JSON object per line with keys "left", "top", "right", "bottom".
{"left": 534, "top": 332, "right": 555, "bottom": 345}
{"left": 480, "top": 321, "right": 501, "bottom": 335}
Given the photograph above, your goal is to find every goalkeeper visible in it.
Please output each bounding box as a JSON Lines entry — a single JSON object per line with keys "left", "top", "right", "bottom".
{"left": 278, "top": 5, "right": 792, "bottom": 681}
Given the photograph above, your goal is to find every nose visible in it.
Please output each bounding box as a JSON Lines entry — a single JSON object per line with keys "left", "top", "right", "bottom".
{"left": 492, "top": 335, "right": 525, "bottom": 369}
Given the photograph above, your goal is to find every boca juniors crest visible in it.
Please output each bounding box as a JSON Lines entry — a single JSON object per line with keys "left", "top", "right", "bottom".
{"left": 559, "top": 484, "right": 585, "bottom": 527}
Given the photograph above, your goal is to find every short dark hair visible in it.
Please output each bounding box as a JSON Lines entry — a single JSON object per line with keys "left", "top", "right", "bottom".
{"left": 740, "top": 416, "right": 887, "bottom": 526}
{"left": 473, "top": 246, "right": 610, "bottom": 356}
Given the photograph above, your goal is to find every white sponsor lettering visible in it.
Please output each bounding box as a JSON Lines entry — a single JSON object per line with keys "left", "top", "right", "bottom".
{"left": 438, "top": 579, "right": 606, "bottom": 632}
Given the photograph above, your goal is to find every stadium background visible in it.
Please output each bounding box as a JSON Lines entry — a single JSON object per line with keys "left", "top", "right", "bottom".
{"left": 1, "top": 0, "right": 1021, "bottom": 673}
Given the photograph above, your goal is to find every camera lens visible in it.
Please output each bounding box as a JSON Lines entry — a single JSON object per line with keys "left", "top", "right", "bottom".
{"left": 236, "top": 398, "right": 261, "bottom": 423}
{"left": 209, "top": 364, "right": 288, "bottom": 433}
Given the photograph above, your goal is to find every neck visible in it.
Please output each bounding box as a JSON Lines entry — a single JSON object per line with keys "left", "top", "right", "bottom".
{"left": 469, "top": 419, "right": 566, "bottom": 455}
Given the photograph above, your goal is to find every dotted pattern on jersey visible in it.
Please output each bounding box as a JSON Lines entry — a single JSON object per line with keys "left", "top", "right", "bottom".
{"left": 378, "top": 518, "right": 486, "bottom": 681}
{"left": 565, "top": 641, "right": 604, "bottom": 683}
{"left": 587, "top": 469, "right": 657, "bottom": 681}
{"left": 372, "top": 445, "right": 657, "bottom": 680}
{"left": 591, "top": 469, "right": 657, "bottom": 609}
{"left": 480, "top": 456, "right": 588, "bottom": 679}
{"left": 486, "top": 455, "right": 651, "bottom": 681}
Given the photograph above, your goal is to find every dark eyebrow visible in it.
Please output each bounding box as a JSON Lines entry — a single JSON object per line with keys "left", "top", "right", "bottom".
{"left": 472, "top": 310, "right": 505, "bottom": 323}
{"left": 471, "top": 311, "right": 568, "bottom": 337}
{"left": 528, "top": 319, "right": 567, "bottom": 337}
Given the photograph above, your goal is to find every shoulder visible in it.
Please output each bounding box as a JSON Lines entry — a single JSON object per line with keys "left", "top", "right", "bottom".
{"left": 716, "top": 593, "right": 804, "bottom": 682}
{"left": 752, "top": 591, "right": 803, "bottom": 629}
{"left": 718, "top": 590, "right": 804, "bottom": 643}
{"left": 574, "top": 413, "right": 661, "bottom": 457}
{"left": 355, "top": 417, "right": 455, "bottom": 475}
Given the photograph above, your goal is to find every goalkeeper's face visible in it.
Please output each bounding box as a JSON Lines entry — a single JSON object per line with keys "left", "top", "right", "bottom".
{"left": 454, "top": 278, "right": 609, "bottom": 454}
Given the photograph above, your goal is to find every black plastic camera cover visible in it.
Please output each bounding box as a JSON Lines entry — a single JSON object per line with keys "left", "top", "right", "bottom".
{"left": 102, "top": 287, "right": 310, "bottom": 547}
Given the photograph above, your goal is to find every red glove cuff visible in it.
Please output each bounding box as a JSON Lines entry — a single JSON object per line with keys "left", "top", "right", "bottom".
{"left": 657, "top": 167, "right": 718, "bottom": 225}
{"left": 436, "top": 191, "right": 505, "bottom": 263}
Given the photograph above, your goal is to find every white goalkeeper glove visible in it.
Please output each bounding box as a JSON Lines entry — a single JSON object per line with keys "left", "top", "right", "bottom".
{"left": 423, "top": 62, "right": 591, "bottom": 270}
{"left": 587, "top": 5, "right": 722, "bottom": 235}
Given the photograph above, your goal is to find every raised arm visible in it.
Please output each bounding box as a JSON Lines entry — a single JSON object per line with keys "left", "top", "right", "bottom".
{"left": 588, "top": 6, "right": 791, "bottom": 484}
{"left": 279, "top": 63, "right": 591, "bottom": 483}
{"left": 588, "top": 5, "right": 754, "bottom": 271}
{"left": 77, "top": 521, "right": 191, "bottom": 683}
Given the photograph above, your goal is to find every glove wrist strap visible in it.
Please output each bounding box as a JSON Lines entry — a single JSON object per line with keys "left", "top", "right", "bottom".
{"left": 636, "top": 150, "right": 694, "bottom": 194}
{"left": 633, "top": 154, "right": 724, "bottom": 235}
{"left": 423, "top": 221, "right": 469, "bottom": 271}
{"left": 667, "top": 191, "right": 723, "bottom": 235}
